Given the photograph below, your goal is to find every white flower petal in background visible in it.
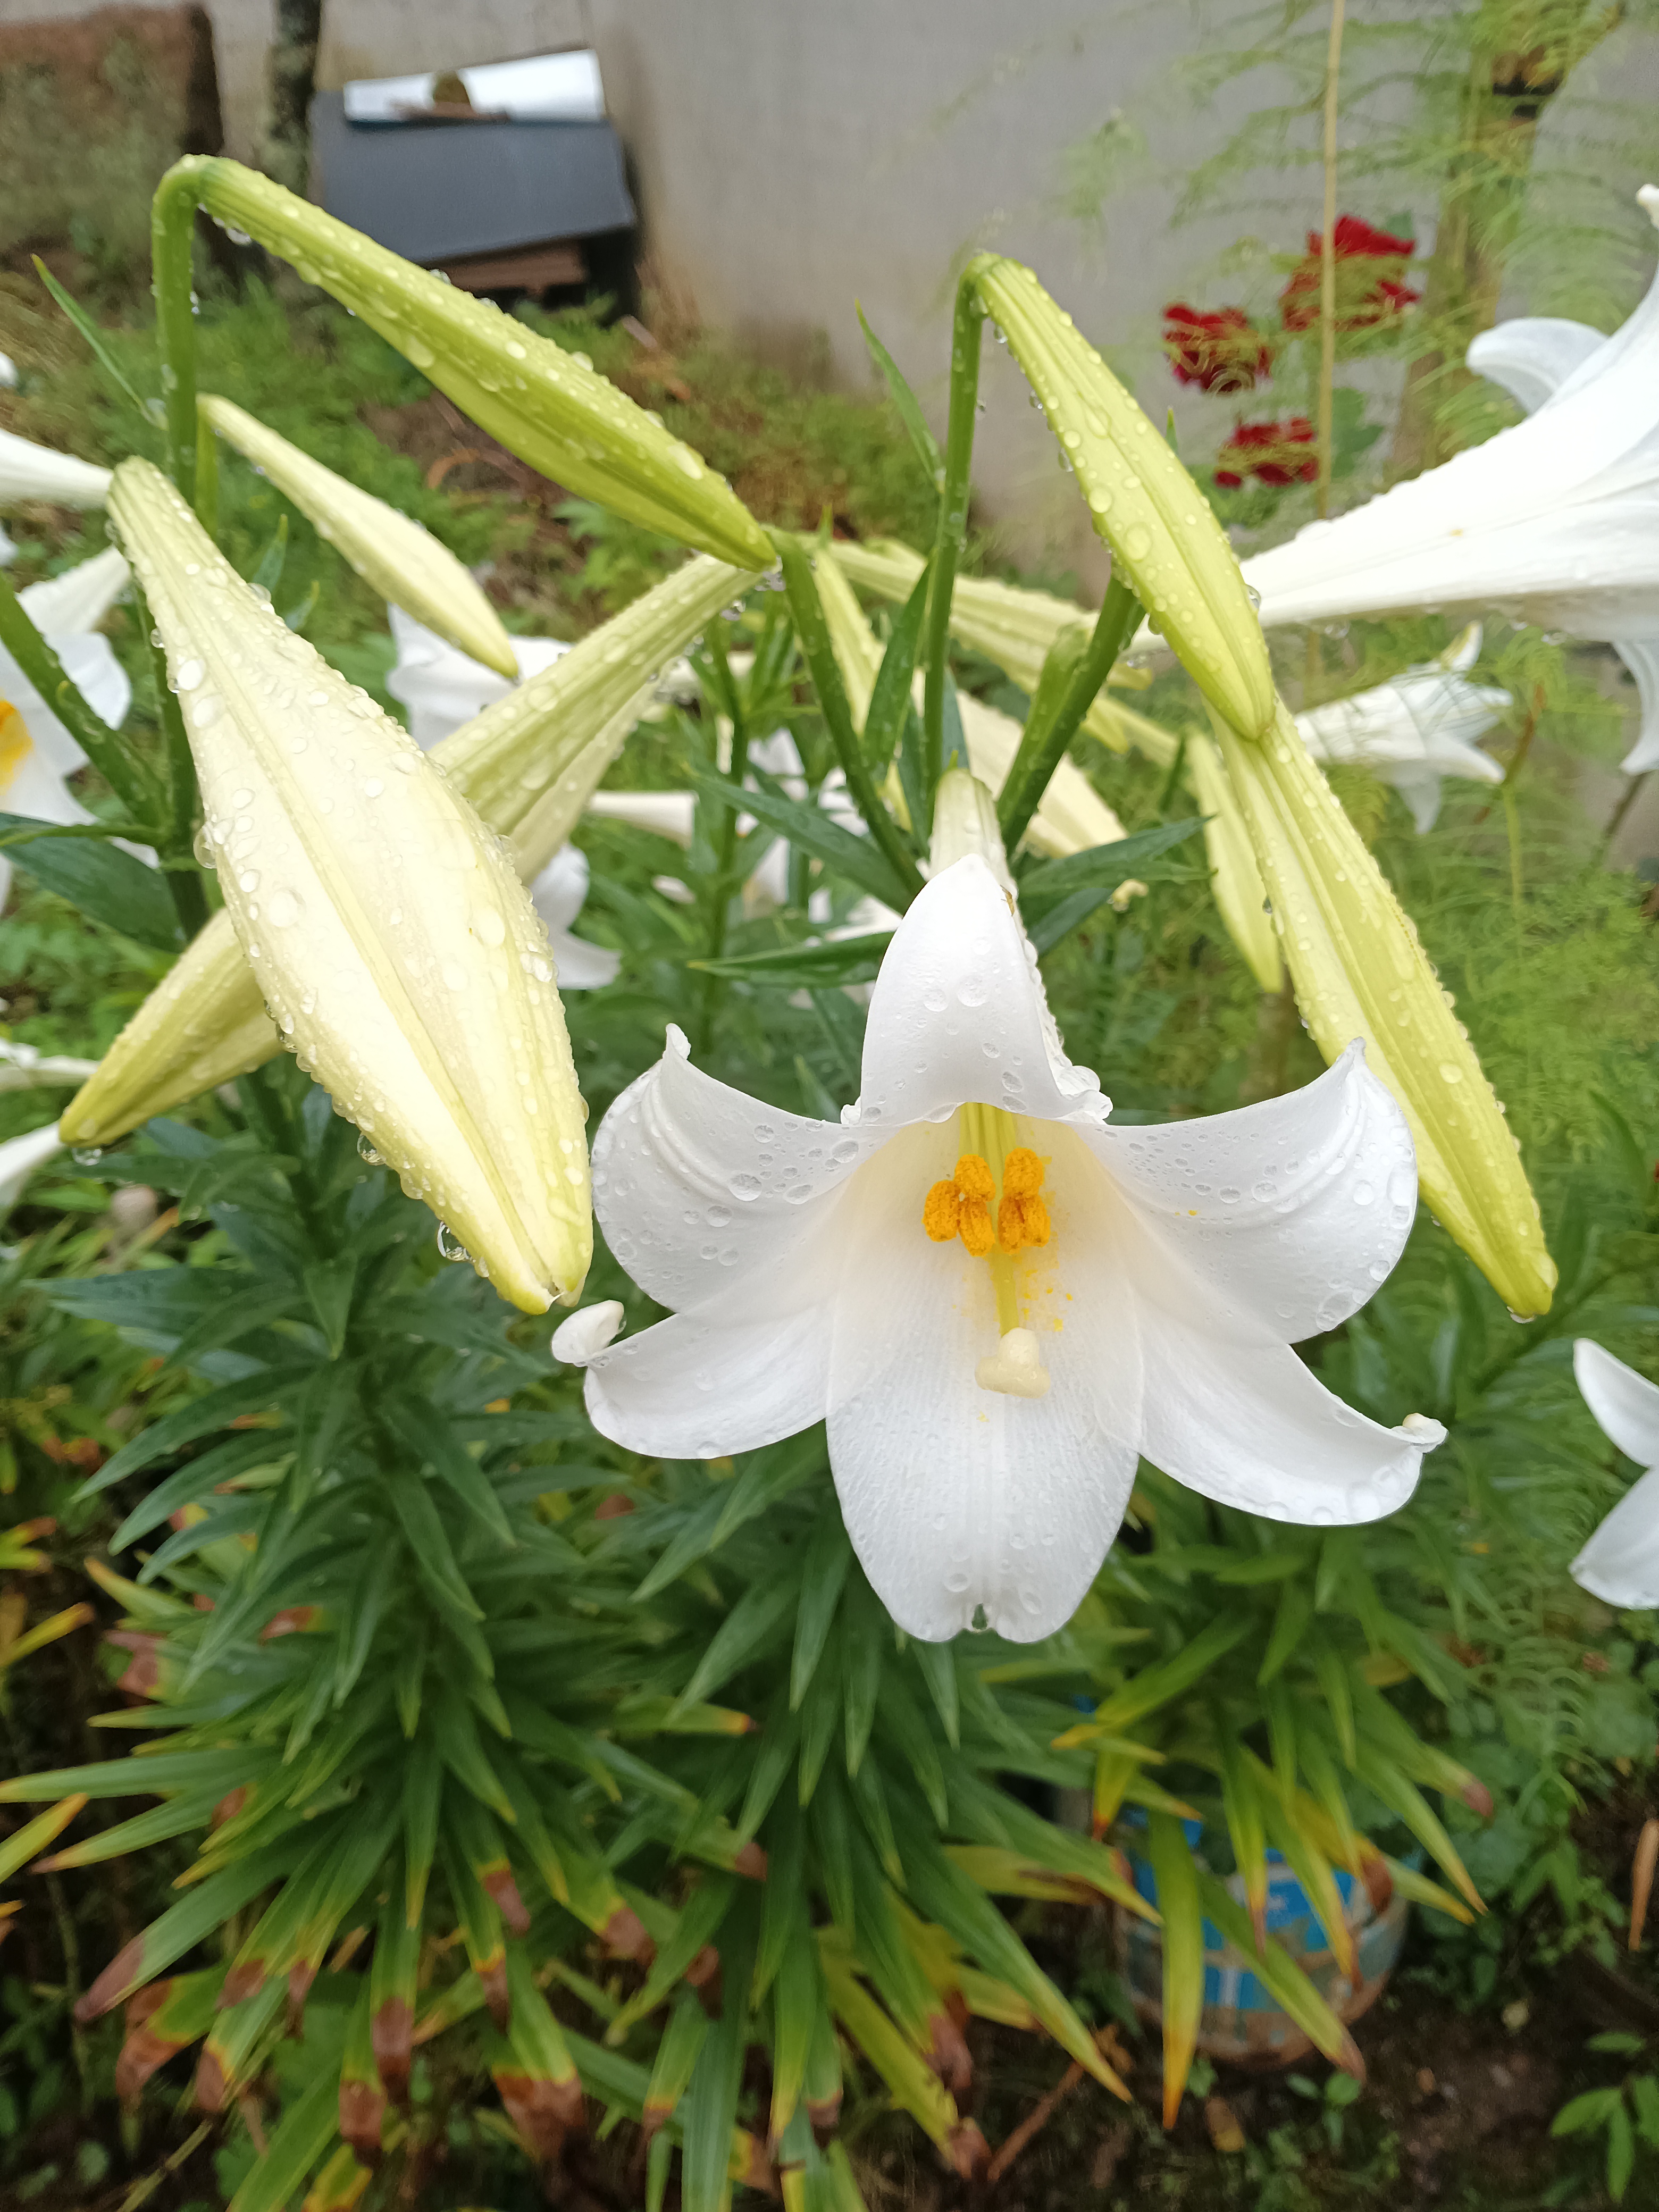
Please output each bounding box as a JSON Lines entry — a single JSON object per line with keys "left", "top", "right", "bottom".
{"left": 0, "top": 547, "right": 139, "bottom": 911}
{"left": 386, "top": 606, "right": 569, "bottom": 748}
{"left": 564, "top": 852, "right": 1439, "bottom": 1643}
{"left": 584, "top": 790, "right": 698, "bottom": 842}
{"left": 1571, "top": 1339, "right": 1659, "bottom": 1608}
{"left": 1467, "top": 305, "right": 1659, "bottom": 773}
{"left": 0, "top": 428, "right": 112, "bottom": 510}
{"left": 0, "top": 354, "right": 18, "bottom": 393}
{"left": 527, "top": 843, "right": 621, "bottom": 990}
{"left": 0, "top": 1120, "right": 64, "bottom": 1216}
{"left": 1241, "top": 186, "right": 1659, "bottom": 700}
{"left": 1296, "top": 625, "right": 1510, "bottom": 832}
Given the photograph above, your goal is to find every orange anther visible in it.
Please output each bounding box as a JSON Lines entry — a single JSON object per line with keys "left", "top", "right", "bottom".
{"left": 954, "top": 1154, "right": 995, "bottom": 1202}
{"left": 1002, "top": 1147, "right": 1044, "bottom": 1198}
{"left": 923, "top": 1180, "right": 962, "bottom": 1242}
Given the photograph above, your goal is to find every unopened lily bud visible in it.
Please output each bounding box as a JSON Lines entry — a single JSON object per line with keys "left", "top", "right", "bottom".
{"left": 199, "top": 394, "right": 517, "bottom": 677}
{"left": 1186, "top": 731, "right": 1283, "bottom": 993}
{"left": 171, "top": 158, "right": 774, "bottom": 572}
{"left": 965, "top": 255, "right": 1277, "bottom": 743}
{"left": 61, "top": 551, "right": 753, "bottom": 1145}
{"left": 1214, "top": 702, "right": 1555, "bottom": 1316}
{"left": 99, "top": 457, "right": 590, "bottom": 1313}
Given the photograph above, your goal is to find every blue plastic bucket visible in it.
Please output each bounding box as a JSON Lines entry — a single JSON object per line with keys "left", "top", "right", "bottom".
{"left": 1118, "top": 1821, "right": 1411, "bottom": 2067}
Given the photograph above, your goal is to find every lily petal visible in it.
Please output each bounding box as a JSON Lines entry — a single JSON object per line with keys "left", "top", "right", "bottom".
{"left": 387, "top": 607, "right": 568, "bottom": 747}
{"left": 853, "top": 856, "right": 1106, "bottom": 1129}
{"left": 0, "top": 1120, "right": 64, "bottom": 1214}
{"left": 1574, "top": 1339, "right": 1659, "bottom": 1469}
{"left": 527, "top": 847, "right": 619, "bottom": 990}
{"left": 591, "top": 1026, "right": 878, "bottom": 1311}
{"left": 1571, "top": 1462, "right": 1659, "bottom": 1610}
{"left": 583, "top": 791, "right": 697, "bottom": 844}
{"left": 1135, "top": 1291, "right": 1438, "bottom": 1524}
{"left": 1241, "top": 192, "right": 1659, "bottom": 640}
{"left": 0, "top": 429, "right": 111, "bottom": 509}
{"left": 1465, "top": 316, "right": 1604, "bottom": 418}
{"left": 17, "top": 547, "right": 130, "bottom": 635}
{"left": 1082, "top": 1042, "right": 1415, "bottom": 1344}
{"left": 825, "top": 1124, "right": 1142, "bottom": 1643}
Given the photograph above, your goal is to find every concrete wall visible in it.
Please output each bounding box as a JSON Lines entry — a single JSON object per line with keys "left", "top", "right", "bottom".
{"left": 12, "top": 0, "right": 1659, "bottom": 569}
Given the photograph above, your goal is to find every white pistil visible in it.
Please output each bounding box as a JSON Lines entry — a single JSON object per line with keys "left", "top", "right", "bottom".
{"left": 975, "top": 1326, "right": 1051, "bottom": 1399}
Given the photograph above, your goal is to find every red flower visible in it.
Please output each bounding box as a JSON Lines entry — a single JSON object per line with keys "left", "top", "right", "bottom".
{"left": 1280, "top": 214, "right": 1418, "bottom": 334}
{"left": 1163, "top": 304, "right": 1272, "bottom": 393}
{"left": 1214, "top": 417, "right": 1317, "bottom": 489}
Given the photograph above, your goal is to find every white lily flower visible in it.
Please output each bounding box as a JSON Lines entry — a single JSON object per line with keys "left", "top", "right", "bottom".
{"left": 1296, "top": 626, "right": 1510, "bottom": 833}
{"left": 0, "top": 1120, "right": 65, "bottom": 1216}
{"left": 1, "top": 548, "right": 135, "bottom": 910}
{"left": 1241, "top": 186, "right": 1659, "bottom": 674}
{"left": 1467, "top": 308, "right": 1659, "bottom": 773}
{"left": 1570, "top": 1340, "right": 1659, "bottom": 1608}
{"left": 555, "top": 848, "right": 1441, "bottom": 1643}
{"left": 0, "top": 429, "right": 112, "bottom": 511}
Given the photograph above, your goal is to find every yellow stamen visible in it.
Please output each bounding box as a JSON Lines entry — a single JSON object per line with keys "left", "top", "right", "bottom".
{"left": 0, "top": 700, "right": 31, "bottom": 795}
{"left": 918, "top": 1111, "right": 1053, "bottom": 1344}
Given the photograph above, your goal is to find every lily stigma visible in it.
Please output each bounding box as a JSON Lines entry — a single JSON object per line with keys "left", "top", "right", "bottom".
{"left": 555, "top": 845, "right": 1444, "bottom": 1644}
{"left": 921, "top": 1105, "right": 1055, "bottom": 1398}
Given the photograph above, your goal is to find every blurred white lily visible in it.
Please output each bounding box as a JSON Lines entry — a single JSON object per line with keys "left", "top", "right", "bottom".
{"left": 555, "top": 843, "right": 1440, "bottom": 1643}
{"left": 1, "top": 548, "right": 135, "bottom": 910}
{"left": 1467, "top": 308, "right": 1659, "bottom": 773}
{"left": 1570, "top": 1340, "right": 1659, "bottom": 1608}
{"left": 0, "top": 1120, "right": 64, "bottom": 1216}
{"left": 0, "top": 428, "right": 112, "bottom": 512}
{"left": 529, "top": 845, "right": 619, "bottom": 990}
{"left": 1296, "top": 627, "right": 1510, "bottom": 832}
{"left": 108, "top": 457, "right": 592, "bottom": 1313}
{"left": 1242, "top": 186, "right": 1659, "bottom": 675}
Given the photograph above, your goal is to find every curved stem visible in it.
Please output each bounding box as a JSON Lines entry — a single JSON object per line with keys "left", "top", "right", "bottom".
{"left": 151, "top": 161, "right": 214, "bottom": 512}
{"left": 921, "top": 281, "right": 985, "bottom": 816}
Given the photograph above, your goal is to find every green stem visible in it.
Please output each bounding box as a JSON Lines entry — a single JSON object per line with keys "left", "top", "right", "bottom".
{"left": 921, "top": 281, "right": 985, "bottom": 812}
{"left": 694, "top": 622, "right": 749, "bottom": 1053}
{"left": 998, "top": 575, "right": 1143, "bottom": 853}
{"left": 152, "top": 162, "right": 209, "bottom": 510}
{"left": 775, "top": 537, "right": 924, "bottom": 901}
{"left": 194, "top": 401, "right": 220, "bottom": 541}
{"left": 0, "top": 570, "right": 158, "bottom": 823}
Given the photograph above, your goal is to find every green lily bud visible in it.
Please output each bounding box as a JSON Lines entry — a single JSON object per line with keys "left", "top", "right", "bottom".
{"left": 1215, "top": 703, "right": 1555, "bottom": 1316}
{"left": 966, "top": 255, "right": 1276, "bottom": 743}
{"left": 1185, "top": 732, "right": 1283, "bottom": 994}
{"left": 92, "top": 459, "right": 592, "bottom": 1313}
{"left": 169, "top": 157, "right": 774, "bottom": 572}
{"left": 199, "top": 394, "right": 517, "bottom": 676}
{"left": 60, "top": 552, "right": 753, "bottom": 1148}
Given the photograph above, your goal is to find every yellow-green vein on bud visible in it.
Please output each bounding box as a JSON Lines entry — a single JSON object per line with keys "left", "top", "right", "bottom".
{"left": 199, "top": 394, "right": 517, "bottom": 677}
{"left": 60, "top": 551, "right": 755, "bottom": 1149}
{"left": 828, "top": 535, "right": 1149, "bottom": 756}
{"left": 103, "top": 457, "right": 591, "bottom": 1313}
{"left": 1214, "top": 703, "right": 1555, "bottom": 1316}
{"left": 965, "top": 256, "right": 1277, "bottom": 743}
{"left": 173, "top": 158, "right": 774, "bottom": 573}
{"left": 1186, "top": 732, "right": 1283, "bottom": 994}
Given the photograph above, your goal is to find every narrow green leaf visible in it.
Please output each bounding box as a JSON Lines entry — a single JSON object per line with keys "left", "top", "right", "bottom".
{"left": 856, "top": 305, "right": 944, "bottom": 492}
